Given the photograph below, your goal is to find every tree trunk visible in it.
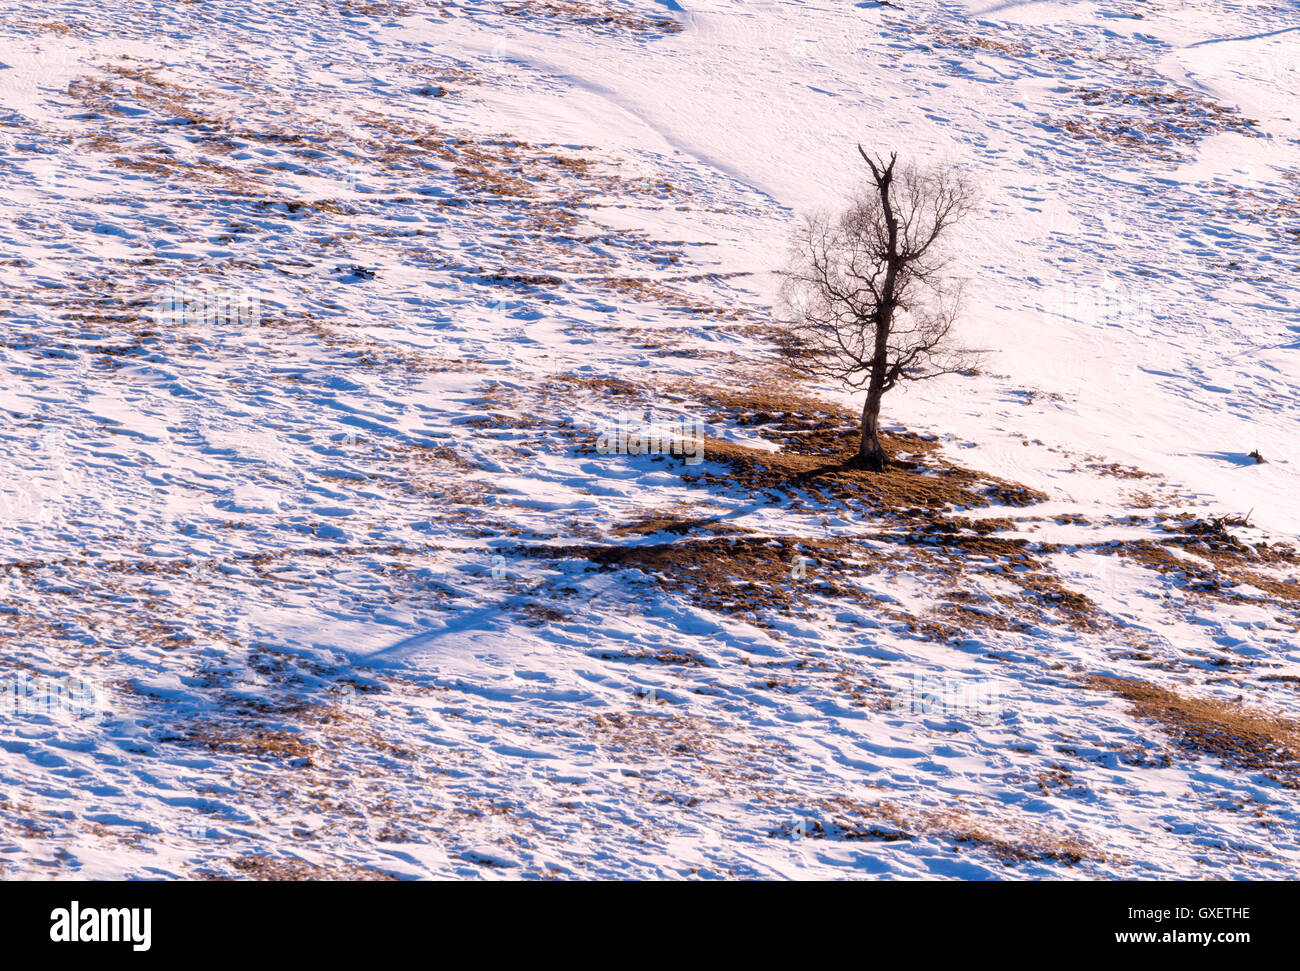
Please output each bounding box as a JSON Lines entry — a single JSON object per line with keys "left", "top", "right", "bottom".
{"left": 858, "top": 386, "right": 887, "bottom": 471}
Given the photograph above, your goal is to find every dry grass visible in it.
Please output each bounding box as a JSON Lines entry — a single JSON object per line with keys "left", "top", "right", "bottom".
{"left": 583, "top": 274, "right": 749, "bottom": 319}
{"left": 164, "top": 725, "right": 316, "bottom": 762}
{"left": 519, "top": 522, "right": 1102, "bottom": 637}
{"left": 1085, "top": 676, "right": 1300, "bottom": 787}
{"left": 916, "top": 30, "right": 1031, "bottom": 58}
{"left": 525, "top": 534, "right": 881, "bottom": 619}
{"left": 585, "top": 709, "right": 783, "bottom": 779}
{"left": 781, "top": 796, "right": 1107, "bottom": 865}
{"left": 609, "top": 508, "right": 749, "bottom": 538}
{"left": 202, "top": 855, "right": 400, "bottom": 880}
{"left": 1101, "top": 520, "right": 1300, "bottom": 611}
{"left": 687, "top": 433, "right": 1046, "bottom": 512}
{"left": 1047, "top": 86, "right": 1262, "bottom": 160}
{"left": 491, "top": 379, "right": 1106, "bottom": 636}
{"left": 339, "top": 0, "right": 416, "bottom": 16}
{"left": 502, "top": 1, "right": 682, "bottom": 36}
{"left": 6, "top": 19, "right": 88, "bottom": 35}
{"left": 671, "top": 385, "right": 1043, "bottom": 511}
{"left": 907, "top": 21, "right": 1158, "bottom": 78}
{"left": 1080, "top": 461, "right": 1154, "bottom": 480}
{"left": 1212, "top": 172, "right": 1300, "bottom": 249}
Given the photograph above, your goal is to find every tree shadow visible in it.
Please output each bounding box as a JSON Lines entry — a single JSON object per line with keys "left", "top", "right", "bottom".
{"left": 1195, "top": 451, "right": 1265, "bottom": 467}
{"left": 790, "top": 454, "right": 907, "bottom": 481}
{"left": 1188, "top": 25, "right": 1300, "bottom": 48}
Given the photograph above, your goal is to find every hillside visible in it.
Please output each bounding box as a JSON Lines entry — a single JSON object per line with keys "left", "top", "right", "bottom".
{"left": 1, "top": 0, "right": 1298, "bottom": 878}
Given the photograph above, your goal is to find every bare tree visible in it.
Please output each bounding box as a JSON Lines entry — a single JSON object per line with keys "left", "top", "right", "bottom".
{"left": 779, "top": 147, "right": 977, "bottom": 471}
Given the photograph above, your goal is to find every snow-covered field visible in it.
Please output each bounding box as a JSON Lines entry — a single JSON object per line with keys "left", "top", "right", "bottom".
{"left": 1, "top": 0, "right": 1298, "bottom": 879}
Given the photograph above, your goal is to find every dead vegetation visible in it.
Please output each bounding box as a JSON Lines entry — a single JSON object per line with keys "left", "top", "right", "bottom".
{"left": 687, "top": 432, "right": 1046, "bottom": 513}
{"left": 585, "top": 709, "right": 791, "bottom": 786}
{"left": 524, "top": 534, "right": 881, "bottom": 620}
{"left": 584, "top": 382, "right": 1048, "bottom": 516}
{"left": 41, "top": 55, "right": 709, "bottom": 354}
{"left": 519, "top": 521, "right": 1103, "bottom": 637}
{"left": 609, "top": 508, "right": 748, "bottom": 538}
{"left": 1048, "top": 86, "right": 1262, "bottom": 160}
{"left": 202, "top": 855, "right": 400, "bottom": 880}
{"left": 1085, "top": 676, "right": 1300, "bottom": 787}
{"left": 1079, "top": 460, "right": 1153, "bottom": 481}
{"left": 501, "top": 1, "right": 682, "bottom": 36}
{"left": 1212, "top": 171, "right": 1300, "bottom": 248}
{"left": 164, "top": 725, "right": 316, "bottom": 762}
{"left": 338, "top": 0, "right": 418, "bottom": 17}
{"left": 583, "top": 273, "right": 750, "bottom": 319}
{"left": 906, "top": 21, "right": 1159, "bottom": 77}
{"left": 485, "top": 382, "right": 1113, "bottom": 638}
{"left": 1095, "top": 515, "right": 1300, "bottom": 611}
{"left": 777, "top": 796, "right": 1108, "bottom": 865}
{"left": 914, "top": 29, "right": 1031, "bottom": 58}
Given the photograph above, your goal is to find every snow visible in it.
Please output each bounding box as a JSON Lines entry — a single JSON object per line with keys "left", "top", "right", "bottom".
{"left": 1, "top": 0, "right": 1298, "bottom": 878}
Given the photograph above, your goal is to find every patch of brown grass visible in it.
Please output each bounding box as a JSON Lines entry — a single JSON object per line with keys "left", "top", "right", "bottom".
{"left": 204, "top": 856, "right": 400, "bottom": 880}
{"left": 918, "top": 30, "right": 1031, "bottom": 57}
{"left": 525, "top": 535, "right": 880, "bottom": 620}
{"left": 669, "top": 384, "right": 1043, "bottom": 510}
{"left": 687, "top": 433, "right": 1045, "bottom": 513}
{"left": 785, "top": 796, "right": 1107, "bottom": 865}
{"left": 165, "top": 725, "right": 315, "bottom": 762}
{"left": 521, "top": 523, "right": 1101, "bottom": 636}
{"left": 1047, "top": 86, "right": 1262, "bottom": 160}
{"left": 609, "top": 508, "right": 749, "bottom": 538}
{"left": 1084, "top": 676, "right": 1300, "bottom": 786}
{"left": 1082, "top": 461, "right": 1153, "bottom": 480}
{"left": 583, "top": 275, "right": 748, "bottom": 318}
{"left": 340, "top": 0, "right": 415, "bottom": 16}
{"left": 502, "top": 0, "right": 682, "bottom": 35}
{"left": 1104, "top": 528, "right": 1300, "bottom": 610}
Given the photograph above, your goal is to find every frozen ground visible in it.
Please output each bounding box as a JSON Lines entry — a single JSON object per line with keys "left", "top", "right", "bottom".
{"left": 0, "top": 0, "right": 1298, "bottom": 878}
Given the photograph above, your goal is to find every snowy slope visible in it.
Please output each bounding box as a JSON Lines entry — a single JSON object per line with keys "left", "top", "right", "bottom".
{"left": 1, "top": 0, "right": 1299, "bottom": 879}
